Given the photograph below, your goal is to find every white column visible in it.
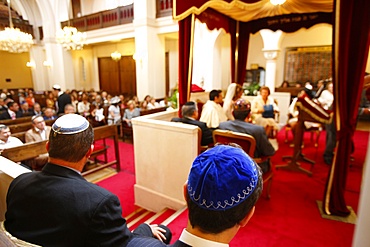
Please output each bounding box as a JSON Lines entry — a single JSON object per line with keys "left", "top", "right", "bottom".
{"left": 260, "top": 29, "right": 284, "bottom": 93}
{"left": 263, "top": 50, "right": 279, "bottom": 93}
{"left": 133, "top": 0, "right": 165, "bottom": 100}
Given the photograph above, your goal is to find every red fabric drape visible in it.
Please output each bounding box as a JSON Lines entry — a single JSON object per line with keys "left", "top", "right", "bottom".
{"left": 178, "top": 15, "right": 194, "bottom": 115}
{"left": 236, "top": 22, "right": 251, "bottom": 85}
{"left": 323, "top": 0, "right": 370, "bottom": 216}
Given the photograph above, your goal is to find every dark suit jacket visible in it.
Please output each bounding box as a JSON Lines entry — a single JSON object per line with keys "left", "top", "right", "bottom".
{"left": 127, "top": 237, "right": 191, "bottom": 247}
{"left": 20, "top": 109, "right": 35, "bottom": 116}
{"left": 5, "top": 163, "right": 132, "bottom": 247}
{"left": 56, "top": 92, "right": 72, "bottom": 115}
{"left": 171, "top": 117, "right": 213, "bottom": 146}
{"left": 219, "top": 120, "right": 276, "bottom": 158}
{"left": 0, "top": 110, "right": 23, "bottom": 120}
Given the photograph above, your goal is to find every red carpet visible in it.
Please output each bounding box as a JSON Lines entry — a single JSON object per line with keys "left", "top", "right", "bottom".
{"left": 97, "top": 128, "right": 369, "bottom": 247}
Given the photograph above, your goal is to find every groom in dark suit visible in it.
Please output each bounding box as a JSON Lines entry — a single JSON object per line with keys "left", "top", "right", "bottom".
{"left": 5, "top": 114, "right": 171, "bottom": 246}
{"left": 171, "top": 101, "right": 213, "bottom": 146}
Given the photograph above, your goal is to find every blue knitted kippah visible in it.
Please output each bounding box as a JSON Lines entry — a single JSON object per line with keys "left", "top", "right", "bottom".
{"left": 187, "top": 145, "right": 259, "bottom": 211}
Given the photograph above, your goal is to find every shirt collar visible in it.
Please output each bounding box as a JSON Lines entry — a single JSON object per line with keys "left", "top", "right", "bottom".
{"left": 179, "top": 229, "right": 229, "bottom": 247}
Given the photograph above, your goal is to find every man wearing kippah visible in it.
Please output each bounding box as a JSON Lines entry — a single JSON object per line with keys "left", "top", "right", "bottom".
{"left": 219, "top": 99, "right": 276, "bottom": 173}
{"left": 127, "top": 145, "right": 263, "bottom": 246}
{"left": 5, "top": 114, "right": 171, "bottom": 246}
{"left": 171, "top": 101, "right": 213, "bottom": 146}
{"left": 52, "top": 84, "right": 72, "bottom": 115}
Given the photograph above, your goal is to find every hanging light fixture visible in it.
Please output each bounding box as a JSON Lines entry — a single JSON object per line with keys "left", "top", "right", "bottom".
{"left": 0, "top": 0, "right": 33, "bottom": 53}
{"left": 56, "top": 1, "right": 86, "bottom": 50}
{"left": 111, "top": 43, "right": 121, "bottom": 61}
{"left": 111, "top": 51, "right": 122, "bottom": 61}
{"left": 270, "top": 0, "right": 286, "bottom": 5}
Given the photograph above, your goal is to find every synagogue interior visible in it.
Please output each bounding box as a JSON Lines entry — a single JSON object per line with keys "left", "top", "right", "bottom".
{"left": 0, "top": 0, "right": 370, "bottom": 246}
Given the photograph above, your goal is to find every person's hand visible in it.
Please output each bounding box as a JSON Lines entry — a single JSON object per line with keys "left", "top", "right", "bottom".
{"left": 148, "top": 224, "right": 167, "bottom": 242}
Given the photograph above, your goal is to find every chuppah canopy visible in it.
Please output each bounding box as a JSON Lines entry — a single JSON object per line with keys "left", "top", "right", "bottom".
{"left": 173, "top": 0, "right": 333, "bottom": 106}
{"left": 173, "top": 0, "right": 370, "bottom": 217}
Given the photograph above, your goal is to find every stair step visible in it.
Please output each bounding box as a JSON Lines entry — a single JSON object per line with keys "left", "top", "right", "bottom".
{"left": 127, "top": 210, "right": 152, "bottom": 229}
{"left": 162, "top": 206, "right": 187, "bottom": 226}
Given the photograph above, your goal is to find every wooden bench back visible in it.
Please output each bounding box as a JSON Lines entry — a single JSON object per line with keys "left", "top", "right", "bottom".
{"left": 0, "top": 116, "right": 33, "bottom": 125}
{"left": 1, "top": 141, "right": 48, "bottom": 163}
{"left": 11, "top": 132, "right": 26, "bottom": 143}
{"left": 8, "top": 119, "right": 56, "bottom": 134}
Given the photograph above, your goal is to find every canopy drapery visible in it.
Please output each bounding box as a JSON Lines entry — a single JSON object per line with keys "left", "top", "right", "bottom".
{"left": 323, "top": 0, "right": 370, "bottom": 216}
{"left": 174, "top": 0, "right": 370, "bottom": 216}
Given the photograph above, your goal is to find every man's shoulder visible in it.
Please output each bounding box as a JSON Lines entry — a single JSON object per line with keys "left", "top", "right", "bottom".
{"left": 25, "top": 128, "right": 34, "bottom": 134}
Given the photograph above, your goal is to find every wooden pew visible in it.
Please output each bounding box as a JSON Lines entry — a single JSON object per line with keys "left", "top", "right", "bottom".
{"left": 8, "top": 119, "right": 56, "bottom": 134}
{"left": 82, "top": 124, "right": 121, "bottom": 176}
{"left": 0, "top": 116, "right": 33, "bottom": 125}
{"left": 1, "top": 141, "right": 48, "bottom": 163}
{"left": 11, "top": 132, "right": 26, "bottom": 143}
{"left": 3, "top": 125, "right": 120, "bottom": 177}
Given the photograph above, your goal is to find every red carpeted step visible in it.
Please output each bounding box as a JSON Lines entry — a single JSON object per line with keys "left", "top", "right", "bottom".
{"left": 144, "top": 208, "right": 176, "bottom": 225}
{"left": 127, "top": 209, "right": 156, "bottom": 230}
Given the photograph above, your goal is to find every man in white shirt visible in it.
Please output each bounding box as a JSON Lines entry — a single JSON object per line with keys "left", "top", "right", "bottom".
{"left": 0, "top": 124, "right": 23, "bottom": 149}
{"left": 199, "top": 90, "right": 227, "bottom": 129}
{"left": 127, "top": 145, "right": 263, "bottom": 247}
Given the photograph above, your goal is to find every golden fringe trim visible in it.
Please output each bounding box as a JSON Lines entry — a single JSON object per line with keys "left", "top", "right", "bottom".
{"left": 173, "top": 0, "right": 264, "bottom": 21}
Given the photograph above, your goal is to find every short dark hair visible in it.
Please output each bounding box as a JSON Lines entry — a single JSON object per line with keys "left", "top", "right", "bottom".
{"left": 186, "top": 164, "right": 262, "bottom": 234}
{"left": 182, "top": 101, "right": 197, "bottom": 118}
{"left": 48, "top": 124, "right": 94, "bottom": 162}
{"left": 209, "top": 90, "right": 222, "bottom": 101}
{"left": 233, "top": 109, "right": 250, "bottom": 120}
{"left": 7, "top": 101, "right": 17, "bottom": 108}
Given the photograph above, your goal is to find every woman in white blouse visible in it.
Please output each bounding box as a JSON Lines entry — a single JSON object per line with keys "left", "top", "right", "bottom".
{"left": 251, "top": 86, "right": 279, "bottom": 136}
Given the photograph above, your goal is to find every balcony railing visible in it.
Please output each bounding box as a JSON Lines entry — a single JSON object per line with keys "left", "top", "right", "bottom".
{"left": 0, "top": 17, "right": 34, "bottom": 37}
{"left": 156, "top": 0, "right": 173, "bottom": 18}
{"left": 60, "top": 1, "right": 173, "bottom": 32}
{"left": 61, "top": 4, "right": 134, "bottom": 32}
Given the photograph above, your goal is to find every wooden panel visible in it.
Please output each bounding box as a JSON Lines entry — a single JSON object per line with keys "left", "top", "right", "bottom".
{"left": 119, "top": 56, "right": 136, "bottom": 97}
{"left": 98, "top": 57, "right": 120, "bottom": 95}
{"left": 72, "top": 0, "right": 81, "bottom": 18}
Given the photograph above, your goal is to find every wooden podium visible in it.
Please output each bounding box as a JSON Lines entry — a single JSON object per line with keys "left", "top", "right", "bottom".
{"left": 276, "top": 96, "right": 332, "bottom": 176}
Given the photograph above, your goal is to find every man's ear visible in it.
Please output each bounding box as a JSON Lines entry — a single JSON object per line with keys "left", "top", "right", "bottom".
{"left": 183, "top": 182, "right": 188, "bottom": 201}
{"left": 86, "top": 144, "right": 94, "bottom": 158}
{"left": 238, "top": 206, "right": 255, "bottom": 227}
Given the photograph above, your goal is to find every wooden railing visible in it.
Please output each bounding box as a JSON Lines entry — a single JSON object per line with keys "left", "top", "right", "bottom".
{"left": 61, "top": 1, "right": 173, "bottom": 31}
{"left": 61, "top": 4, "right": 134, "bottom": 32}
{"left": 0, "top": 17, "right": 34, "bottom": 37}
{"left": 156, "top": 0, "right": 173, "bottom": 18}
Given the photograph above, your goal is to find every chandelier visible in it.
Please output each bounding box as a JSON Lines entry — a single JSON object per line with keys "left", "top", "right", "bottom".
{"left": 111, "top": 51, "right": 122, "bottom": 61}
{"left": 56, "top": 26, "right": 86, "bottom": 50}
{"left": 0, "top": 0, "right": 33, "bottom": 53}
{"left": 270, "top": 0, "right": 286, "bottom": 5}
